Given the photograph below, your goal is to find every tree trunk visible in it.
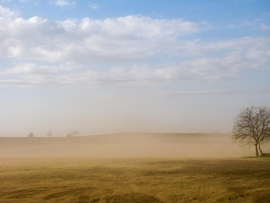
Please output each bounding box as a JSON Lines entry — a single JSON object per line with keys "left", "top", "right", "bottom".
{"left": 258, "top": 142, "right": 264, "bottom": 156}
{"left": 255, "top": 143, "right": 259, "bottom": 156}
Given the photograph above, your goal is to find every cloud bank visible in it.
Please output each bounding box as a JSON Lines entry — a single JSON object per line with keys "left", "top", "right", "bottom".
{"left": 0, "top": 5, "right": 269, "bottom": 88}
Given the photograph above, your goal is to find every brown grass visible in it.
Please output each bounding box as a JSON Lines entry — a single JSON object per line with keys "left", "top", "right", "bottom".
{"left": 0, "top": 133, "right": 269, "bottom": 202}
{"left": 0, "top": 158, "right": 269, "bottom": 203}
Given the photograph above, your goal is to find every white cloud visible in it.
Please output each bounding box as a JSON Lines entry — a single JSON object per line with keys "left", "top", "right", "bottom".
{"left": 1, "top": 63, "right": 58, "bottom": 75}
{"left": 239, "top": 18, "right": 270, "bottom": 31}
{"left": 260, "top": 23, "right": 270, "bottom": 30}
{"left": 0, "top": 15, "right": 203, "bottom": 63}
{"left": 52, "top": 0, "right": 76, "bottom": 7}
{"left": 155, "top": 88, "right": 270, "bottom": 97}
{"left": 1, "top": 44, "right": 269, "bottom": 88}
{"left": 0, "top": 5, "right": 20, "bottom": 18}
{"left": 225, "top": 24, "right": 236, "bottom": 28}
{"left": 0, "top": 0, "right": 37, "bottom": 3}
{"left": 1, "top": 62, "right": 80, "bottom": 74}
{"left": 89, "top": 3, "right": 98, "bottom": 9}
{"left": 19, "top": 0, "right": 35, "bottom": 3}
{"left": 0, "top": 0, "right": 13, "bottom": 2}
{"left": 0, "top": 11, "right": 269, "bottom": 88}
{"left": 78, "top": 16, "right": 200, "bottom": 39}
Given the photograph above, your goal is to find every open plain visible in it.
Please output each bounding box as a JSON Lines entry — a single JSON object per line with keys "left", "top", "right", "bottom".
{"left": 0, "top": 133, "right": 269, "bottom": 203}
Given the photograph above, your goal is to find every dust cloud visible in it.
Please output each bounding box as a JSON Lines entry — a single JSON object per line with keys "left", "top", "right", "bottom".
{"left": 0, "top": 133, "right": 253, "bottom": 158}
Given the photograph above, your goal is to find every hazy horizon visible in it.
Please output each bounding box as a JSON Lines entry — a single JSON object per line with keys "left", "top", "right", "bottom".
{"left": 0, "top": 132, "right": 257, "bottom": 158}
{"left": 0, "top": 131, "right": 230, "bottom": 138}
{"left": 0, "top": 0, "right": 269, "bottom": 137}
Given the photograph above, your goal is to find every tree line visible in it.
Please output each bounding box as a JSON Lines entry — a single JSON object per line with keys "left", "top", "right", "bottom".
{"left": 27, "top": 131, "right": 79, "bottom": 138}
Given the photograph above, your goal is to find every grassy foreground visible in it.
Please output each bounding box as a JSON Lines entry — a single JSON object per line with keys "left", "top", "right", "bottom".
{"left": 0, "top": 158, "right": 269, "bottom": 203}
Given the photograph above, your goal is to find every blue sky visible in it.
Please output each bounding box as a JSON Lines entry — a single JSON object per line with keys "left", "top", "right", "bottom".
{"left": 0, "top": 0, "right": 269, "bottom": 137}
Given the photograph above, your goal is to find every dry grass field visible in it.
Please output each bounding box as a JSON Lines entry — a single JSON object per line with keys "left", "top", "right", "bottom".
{"left": 0, "top": 133, "right": 269, "bottom": 203}
{"left": 1, "top": 158, "right": 270, "bottom": 203}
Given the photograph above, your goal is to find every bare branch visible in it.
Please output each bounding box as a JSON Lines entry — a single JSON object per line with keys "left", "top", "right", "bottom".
{"left": 232, "top": 106, "right": 270, "bottom": 156}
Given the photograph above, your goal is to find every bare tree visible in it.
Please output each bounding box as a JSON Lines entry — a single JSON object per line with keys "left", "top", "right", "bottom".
{"left": 67, "top": 131, "right": 79, "bottom": 137}
{"left": 47, "top": 131, "right": 52, "bottom": 137}
{"left": 232, "top": 106, "right": 270, "bottom": 156}
{"left": 71, "top": 131, "right": 79, "bottom": 137}
{"left": 28, "top": 132, "right": 33, "bottom": 138}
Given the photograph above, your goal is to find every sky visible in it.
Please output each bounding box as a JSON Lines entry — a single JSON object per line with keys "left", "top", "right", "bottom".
{"left": 0, "top": 0, "right": 269, "bottom": 137}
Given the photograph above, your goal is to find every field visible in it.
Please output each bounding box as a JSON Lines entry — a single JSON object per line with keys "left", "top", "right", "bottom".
{"left": 1, "top": 158, "right": 270, "bottom": 203}
{"left": 0, "top": 133, "right": 270, "bottom": 203}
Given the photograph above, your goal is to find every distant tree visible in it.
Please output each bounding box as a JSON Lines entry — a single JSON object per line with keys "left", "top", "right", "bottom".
{"left": 71, "top": 131, "right": 79, "bottom": 137}
{"left": 67, "top": 131, "right": 79, "bottom": 137}
{"left": 47, "top": 131, "right": 52, "bottom": 137}
{"left": 28, "top": 132, "right": 33, "bottom": 138}
{"left": 232, "top": 106, "right": 270, "bottom": 156}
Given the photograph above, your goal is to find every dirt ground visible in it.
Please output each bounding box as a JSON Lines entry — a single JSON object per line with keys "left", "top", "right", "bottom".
{"left": 1, "top": 133, "right": 269, "bottom": 202}
{"left": 0, "top": 157, "right": 270, "bottom": 203}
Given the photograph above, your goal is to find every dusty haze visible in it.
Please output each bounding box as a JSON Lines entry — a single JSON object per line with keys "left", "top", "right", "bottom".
{"left": 0, "top": 133, "right": 259, "bottom": 158}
